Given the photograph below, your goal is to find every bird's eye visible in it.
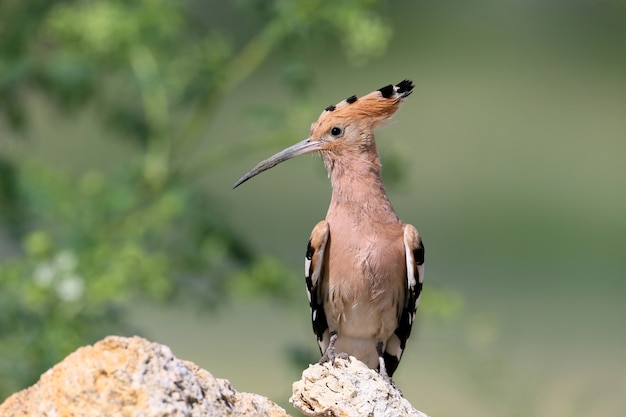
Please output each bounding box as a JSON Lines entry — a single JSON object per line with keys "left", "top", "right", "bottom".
{"left": 330, "top": 126, "right": 343, "bottom": 137}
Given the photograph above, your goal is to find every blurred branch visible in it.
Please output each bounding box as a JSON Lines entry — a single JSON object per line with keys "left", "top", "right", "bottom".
{"left": 129, "top": 45, "right": 170, "bottom": 151}
{"left": 129, "top": 45, "right": 172, "bottom": 188}
{"left": 173, "top": 11, "right": 307, "bottom": 162}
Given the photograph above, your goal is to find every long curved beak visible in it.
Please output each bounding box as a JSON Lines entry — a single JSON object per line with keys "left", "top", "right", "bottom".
{"left": 232, "top": 138, "right": 321, "bottom": 189}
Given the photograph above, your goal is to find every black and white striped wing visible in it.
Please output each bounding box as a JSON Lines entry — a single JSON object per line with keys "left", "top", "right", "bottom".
{"left": 305, "top": 220, "right": 330, "bottom": 354}
{"left": 384, "top": 223, "right": 425, "bottom": 377}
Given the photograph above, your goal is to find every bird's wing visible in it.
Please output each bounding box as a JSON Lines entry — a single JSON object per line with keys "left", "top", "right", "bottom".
{"left": 305, "top": 220, "right": 330, "bottom": 354}
{"left": 384, "top": 223, "right": 425, "bottom": 376}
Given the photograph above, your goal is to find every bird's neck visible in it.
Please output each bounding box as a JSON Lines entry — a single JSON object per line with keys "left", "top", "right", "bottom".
{"left": 325, "top": 153, "right": 399, "bottom": 223}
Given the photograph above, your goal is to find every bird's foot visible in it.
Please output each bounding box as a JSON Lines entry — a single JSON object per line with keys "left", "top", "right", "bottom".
{"left": 319, "top": 348, "right": 350, "bottom": 366}
{"left": 382, "top": 373, "right": 399, "bottom": 389}
{"left": 375, "top": 341, "right": 399, "bottom": 389}
{"left": 378, "top": 368, "right": 403, "bottom": 393}
{"left": 318, "top": 331, "right": 350, "bottom": 366}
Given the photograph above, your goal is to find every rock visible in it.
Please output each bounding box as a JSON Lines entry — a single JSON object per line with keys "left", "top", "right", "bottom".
{"left": 290, "top": 356, "right": 429, "bottom": 417}
{"left": 0, "top": 335, "right": 289, "bottom": 417}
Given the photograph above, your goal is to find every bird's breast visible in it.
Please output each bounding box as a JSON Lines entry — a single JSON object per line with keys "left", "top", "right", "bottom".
{"left": 322, "top": 219, "right": 405, "bottom": 339}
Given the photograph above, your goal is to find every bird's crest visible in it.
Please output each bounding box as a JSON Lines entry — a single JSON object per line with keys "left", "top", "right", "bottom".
{"left": 311, "top": 80, "right": 414, "bottom": 136}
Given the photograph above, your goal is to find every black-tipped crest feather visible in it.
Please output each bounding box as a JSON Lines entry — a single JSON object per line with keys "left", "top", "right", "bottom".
{"left": 396, "top": 79, "right": 414, "bottom": 97}
{"left": 378, "top": 84, "right": 394, "bottom": 98}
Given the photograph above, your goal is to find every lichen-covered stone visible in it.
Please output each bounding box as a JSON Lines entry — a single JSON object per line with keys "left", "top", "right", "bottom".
{"left": 290, "top": 356, "right": 428, "bottom": 417}
{"left": 0, "top": 336, "right": 289, "bottom": 417}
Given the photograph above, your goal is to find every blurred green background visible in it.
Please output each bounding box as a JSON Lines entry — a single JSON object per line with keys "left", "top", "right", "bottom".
{"left": 1, "top": 1, "right": 625, "bottom": 416}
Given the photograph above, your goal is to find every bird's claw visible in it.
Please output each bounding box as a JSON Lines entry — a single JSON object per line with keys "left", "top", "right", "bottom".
{"left": 382, "top": 372, "right": 395, "bottom": 386}
{"left": 318, "top": 349, "right": 350, "bottom": 366}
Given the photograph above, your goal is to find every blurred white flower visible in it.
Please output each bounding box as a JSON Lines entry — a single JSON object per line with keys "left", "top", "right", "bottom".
{"left": 56, "top": 275, "right": 85, "bottom": 302}
{"left": 33, "top": 250, "right": 81, "bottom": 291}
{"left": 33, "top": 262, "right": 55, "bottom": 287}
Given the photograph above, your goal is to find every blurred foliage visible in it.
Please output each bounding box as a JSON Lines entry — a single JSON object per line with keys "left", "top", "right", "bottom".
{"left": 0, "top": 0, "right": 398, "bottom": 397}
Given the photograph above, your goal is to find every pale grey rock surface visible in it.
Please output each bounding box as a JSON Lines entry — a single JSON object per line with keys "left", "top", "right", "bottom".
{"left": 290, "top": 356, "right": 429, "bottom": 417}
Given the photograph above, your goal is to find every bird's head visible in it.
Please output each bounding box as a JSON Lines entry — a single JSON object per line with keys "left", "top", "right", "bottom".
{"left": 232, "top": 79, "right": 414, "bottom": 189}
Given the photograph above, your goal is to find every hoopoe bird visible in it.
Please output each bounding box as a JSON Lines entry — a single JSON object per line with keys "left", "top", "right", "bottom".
{"left": 233, "top": 80, "right": 424, "bottom": 379}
